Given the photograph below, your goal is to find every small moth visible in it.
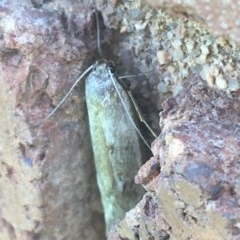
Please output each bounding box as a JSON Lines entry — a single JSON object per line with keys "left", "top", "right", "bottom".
{"left": 85, "top": 59, "right": 146, "bottom": 232}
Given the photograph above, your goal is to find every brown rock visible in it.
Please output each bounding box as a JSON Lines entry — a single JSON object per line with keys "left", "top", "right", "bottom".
{"left": 135, "top": 156, "right": 160, "bottom": 192}
{"left": 108, "top": 193, "right": 171, "bottom": 240}
{"left": 110, "top": 75, "right": 240, "bottom": 239}
{"left": 155, "top": 76, "right": 240, "bottom": 239}
{"left": 0, "top": 1, "right": 105, "bottom": 239}
{"left": 143, "top": 0, "right": 240, "bottom": 45}
{"left": 1, "top": 0, "right": 240, "bottom": 239}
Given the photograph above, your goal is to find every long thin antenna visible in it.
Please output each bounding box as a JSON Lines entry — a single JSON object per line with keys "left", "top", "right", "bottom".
{"left": 13, "top": 64, "right": 94, "bottom": 139}
{"left": 108, "top": 68, "right": 152, "bottom": 151}
{"left": 128, "top": 91, "right": 157, "bottom": 138}
{"left": 95, "top": 10, "right": 103, "bottom": 58}
{"left": 118, "top": 70, "right": 153, "bottom": 79}
{"left": 38, "top": 64, "right": 94, "bottom": 125}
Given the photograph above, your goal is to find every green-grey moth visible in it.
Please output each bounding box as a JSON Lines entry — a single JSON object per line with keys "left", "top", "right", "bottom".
{"left": 85, "top": 60, "right": 146, "bottom": 232}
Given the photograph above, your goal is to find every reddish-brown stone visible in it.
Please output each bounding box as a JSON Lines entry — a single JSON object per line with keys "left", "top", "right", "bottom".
{"left": 110, "top": 75, "right": 240, "bottom": 240}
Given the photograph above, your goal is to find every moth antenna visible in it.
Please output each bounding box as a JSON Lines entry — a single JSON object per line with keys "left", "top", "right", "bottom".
{"left": 108, "top": 68, "right": 152, "bottom": 150}
{"left": 118, "top": 70, "right": 154, "bottom": 79}
{"left": 95, "top": 10, "right": 103, "bottom": 58}
{"left": 11, "top": 64, "right": 94, "bottom": 140}
{"left": 37, "top": 64, "right": 94, "bottom": 124}
{"left": 95, "top": 11, "right": 156, "bottom": 147}
{"left": 127, "top": 90, "right": 157, "bottom": 138}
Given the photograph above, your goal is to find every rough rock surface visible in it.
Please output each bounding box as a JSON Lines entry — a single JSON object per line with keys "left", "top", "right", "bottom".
{"left": 144, "top": 0, "right": 240, "bottom": 44}
{"left": 109, "top": 75, "right": 240, "bottom": 239}
{"left": 103, "top": 1, "right": 240, "bottom": 238}
{"left": 1, "top": 0, "right": 240, "bottom": 239}
{"left": 0, "top": 1, "right": 105, "bottom": 239}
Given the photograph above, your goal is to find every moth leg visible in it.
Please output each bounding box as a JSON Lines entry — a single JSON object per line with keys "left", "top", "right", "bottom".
{"left": 127, "top": 90, "right": 157, "bottom": 138}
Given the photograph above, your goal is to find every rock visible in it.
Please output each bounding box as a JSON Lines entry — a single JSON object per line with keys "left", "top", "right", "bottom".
{"left": 0, "top": 1, "right": 105, "bottom": 239}
{"left": 143, "top": 0, "right": 240, "bottom": 45}
{"left": 108, "top": 193, "right": 171, "bottom": 240}
{"left": 109, "top": 75, "right": 240, "bottom": 240}
{"left": 1, "top": 0, "right": 240, "bottom": 239}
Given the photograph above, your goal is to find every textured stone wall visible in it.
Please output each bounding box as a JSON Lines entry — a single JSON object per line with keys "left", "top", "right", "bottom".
{"left": 0, "top": 1, "right": 105, "bottom": 239}
{"left": 144, "top": 0, "right": 240, "bottom": 44}
{"left": 129, "top": 75, "right": 240, "bottom": 240}
{"left": 104, "top": 0, "right": 240, "bottom": 239}
{"left": 0, "top": 0, "right": 239, "bottom": 239}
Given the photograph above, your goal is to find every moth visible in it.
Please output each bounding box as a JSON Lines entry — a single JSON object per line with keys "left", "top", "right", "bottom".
{"left": 86, "top": 59, "right": 146, "bottom": 233}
